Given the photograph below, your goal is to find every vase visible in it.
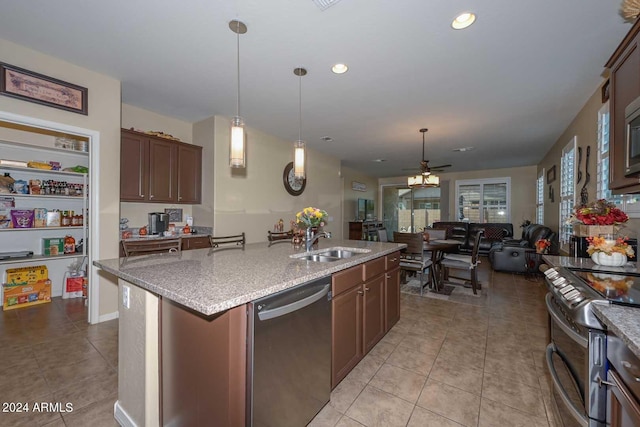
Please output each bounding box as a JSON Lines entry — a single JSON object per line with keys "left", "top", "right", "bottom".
{"left": 591, "top": 251, "right": 627, "bottom": 267}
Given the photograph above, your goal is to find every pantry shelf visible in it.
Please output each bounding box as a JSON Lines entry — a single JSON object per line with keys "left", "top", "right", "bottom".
{"left": 0, "top": 164, "right": 87, "bottom": 177}
{"left": 7, "top": 193, "right": 85, "bottom": 200}
{"left": 0, "top": 226, "right": 84, "bottom": 232}
{"left": 0, "top": 253, "right": 86, "bottom": 265}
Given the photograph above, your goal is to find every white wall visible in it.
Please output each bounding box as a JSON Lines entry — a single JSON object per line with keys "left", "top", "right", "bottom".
{"left": 211, "top": 116, "right": 343, "bottom": 243}
{"left": 0, "top": 38, "right": 121, "bottom": 320}
{"left": 341, "top": 166, "right": 379, "bottom": 237}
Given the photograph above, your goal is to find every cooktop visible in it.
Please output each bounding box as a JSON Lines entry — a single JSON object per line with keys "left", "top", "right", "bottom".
{"left": 568, "top": 267, "right": 640, "bottom": 307}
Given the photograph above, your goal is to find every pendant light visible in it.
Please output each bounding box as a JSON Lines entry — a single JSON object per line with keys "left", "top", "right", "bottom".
{"left": 293, "top": 67, "right": 307, "bottom": 179}
{"left": 408, "top": 128, "right": 440, "bottom": 188}
{"left": 229, "top": 20, "right": 247, "bottom": 168}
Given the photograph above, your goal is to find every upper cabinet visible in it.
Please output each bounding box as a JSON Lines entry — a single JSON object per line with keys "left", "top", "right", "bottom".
{"left": 606, "top": 19, "right": 640, "bottom": 193}
{"left": 120, "top": 129, "right": 202, "bottom": 204}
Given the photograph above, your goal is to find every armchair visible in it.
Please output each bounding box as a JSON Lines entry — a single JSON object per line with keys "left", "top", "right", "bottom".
{"left": 488, "top": 224, "right": 557, "bottom": 273}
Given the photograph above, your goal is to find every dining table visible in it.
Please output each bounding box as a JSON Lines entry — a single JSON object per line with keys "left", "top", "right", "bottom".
{"left": 423, "top": 239, "right": 462, "bottom": 293}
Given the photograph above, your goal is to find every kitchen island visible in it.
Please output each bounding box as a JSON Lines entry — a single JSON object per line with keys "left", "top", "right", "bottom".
{"left": 94, "top": 238, "right": 405, "bottom": 426}
{"left": 543, "top": 255, "right": 640, "bottom": 359}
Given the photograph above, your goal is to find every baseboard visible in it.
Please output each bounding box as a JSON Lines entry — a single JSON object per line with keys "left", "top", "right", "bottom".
{"left": 114, "top": 401, "right": 136, "bottom": 427}
{"left": 99, "top": 311, "right": 119, "bottom": 323}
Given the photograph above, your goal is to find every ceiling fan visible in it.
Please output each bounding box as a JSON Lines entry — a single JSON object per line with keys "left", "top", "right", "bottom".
{"left": 402, "top": 128, "right": 452, "bottom": 174}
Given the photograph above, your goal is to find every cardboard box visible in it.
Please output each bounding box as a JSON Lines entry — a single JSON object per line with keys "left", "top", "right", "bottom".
{"left": 33, "top": 208, "right": 47, "bottom": 227}
{"left": 5, "top": 265, "right": 48, "bottom": 286}
{"left": 575, "top": 225, "right": 616, "bottom": 237}
{"left": 42, "top": 238, "right": 64, "bottom": 256}
{"left": 46, "top": 211, "right": 60, "bottom": 227}
{"left": 3, "top": 280, "right": 51, "bottom": 311}
{"left": 0, "top": 196, "right": 13, "bottom": 229}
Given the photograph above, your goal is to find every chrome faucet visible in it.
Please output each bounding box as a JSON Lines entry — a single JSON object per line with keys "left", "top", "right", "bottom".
{"left": 305, "top": 228, "right": 332, "bottom": 252}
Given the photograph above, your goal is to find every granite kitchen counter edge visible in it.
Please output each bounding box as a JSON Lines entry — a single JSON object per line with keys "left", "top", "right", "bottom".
{"left": 121, "top": 233, "right": 210, "bottom": 241}
{"left": 543, "top": 254, "right": 640, "bottom": 359}
{"left": 94, "top": 239, "right": 406, "bottom": 316}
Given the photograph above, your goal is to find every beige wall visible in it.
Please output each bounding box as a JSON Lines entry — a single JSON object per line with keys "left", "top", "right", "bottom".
{"left": 0, "top": 38, "right": 121, "bottom": 320}
{"left": 341, "top": 166, "right": 379, "bottom": 237}
{"left": 379, "top": 165, "right": 537, "bottom": 228}
{"left": 120, "top": 104, "right": 198, "bottom": 229}
{"left": 192, "top": 116, "right": 216, "bottom": 227}
{"left": 212, "top": 116, "right": 343, "bottom": 243}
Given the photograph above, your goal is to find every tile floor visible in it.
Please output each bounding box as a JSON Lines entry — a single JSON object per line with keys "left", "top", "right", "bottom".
{"left": 0, "top": 260, "right": 561, "bottom": 427}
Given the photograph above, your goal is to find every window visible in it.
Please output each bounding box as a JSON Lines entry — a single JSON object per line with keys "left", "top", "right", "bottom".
{"left": 559, "top": 137, "right": 576, "bottom": 247}
{"left": 596, "top": 102, "right": 640, "bottom": 216}
{"left": 455, "top": 178, "right": 510, "bottom": 223}
{"left": 381, "top": 185, "right": 441, "bottom": 233}
{"left": 536, "top": 170, "right": 544, "bottom": 224}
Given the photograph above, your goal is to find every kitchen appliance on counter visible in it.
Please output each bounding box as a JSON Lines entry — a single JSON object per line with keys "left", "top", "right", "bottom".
{"left": 148, "top": 212, "right": 168, "bottom": 235}
{"left": 541, "top": 265, "right": 640, "bottom": 427}
{"left": 247, "top": 276, "right": 331, "bottom": 427}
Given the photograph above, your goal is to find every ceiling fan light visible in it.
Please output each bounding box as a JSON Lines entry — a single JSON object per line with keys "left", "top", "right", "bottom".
{"left": 408, "top": 174, "right": 439, "bottom": 188}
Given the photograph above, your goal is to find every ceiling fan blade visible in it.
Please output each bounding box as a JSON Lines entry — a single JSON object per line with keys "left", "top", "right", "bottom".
{"left": 429, "top": 164, "right": 452, "bottom": 169}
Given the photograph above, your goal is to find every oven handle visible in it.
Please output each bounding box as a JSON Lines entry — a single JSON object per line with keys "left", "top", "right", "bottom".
{"left": 545, "top": 293, "right": 588, "bottom": 348}
{"left": 546, "top": 343, "right": 589, "bottom": 426}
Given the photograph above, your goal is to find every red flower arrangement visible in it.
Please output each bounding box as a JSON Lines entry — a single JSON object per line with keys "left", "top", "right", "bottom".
{"left": 535, "top": 238, "right": 551, "bottom": 254}
{"left": 567, "top": 199, "right": 628, "bottom": 226}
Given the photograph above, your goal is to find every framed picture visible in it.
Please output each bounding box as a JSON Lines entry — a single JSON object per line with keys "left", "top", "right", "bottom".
{"left": 0, "top": 62, "right": 88, "bottom": 115}
{"left": 351, "top": 181, "right": 367, "bottom": 192}
{"left": 164, "top": 208, "right": 183, "bottom": 222}
{"left": 546, "top": 165, "right": 556, "bottom": 184}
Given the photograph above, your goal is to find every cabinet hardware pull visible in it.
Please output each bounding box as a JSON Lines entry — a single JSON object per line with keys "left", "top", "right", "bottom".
{"left": 357, "top": 290, "right": 364, "bottom": 295}
{"left": 391, "top": 258, "right": 397, "bottom": 261}
{"left": 385, "top": 274, "right": 391, "bottom": 279}
{"left": 150, "top": 195, "right": 154, "bottom": 199}
{"left": 365, "top": 287, "right": 370, "bottom": 291}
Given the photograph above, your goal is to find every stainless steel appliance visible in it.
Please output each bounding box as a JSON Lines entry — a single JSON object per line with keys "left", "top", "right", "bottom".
{"left": 624, "top": 95, "right": 640, "bottom": 176}
{"left": 606, "top": 333, "right": 640, "bottom": 426}
{"left": 148, "top": 212, "right": 168, "bottom": 235}
{"left": 542, "top": 265, "right": 640, "bottom": 427}
{"left": 247, "top": 277, "right": 332, "bottom": 427}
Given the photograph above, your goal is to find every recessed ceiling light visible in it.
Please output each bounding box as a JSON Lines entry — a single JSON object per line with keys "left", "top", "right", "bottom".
{"left": 451, "top": 12, "right": 476, "bottom": 30}
{"left": 452, "top": 147, "right": 474, "bottom": 152}
{"left": 331, "top": 63, "right": 348, "bottom": 74}
{"left": 321, "top": 136, "right": 333, "bottom": 142}
{"left": 372, "top": 159, "right": 386, "bottom": 163}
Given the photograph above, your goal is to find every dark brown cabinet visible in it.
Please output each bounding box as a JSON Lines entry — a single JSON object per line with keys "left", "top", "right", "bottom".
{"left": 181, "top": 236, "right": 211, "bottom": 250}
{"left": 161, "top": 299, "right": 246, "bottom": 427}
{"left": 331, "top": 254, "right": 400, "bottom": 388}
{"left": 348, "top": 221, "right": 384, "bottom": 240}
{"left": 606, "top": 20, "right": 640, "bottom": 193}
{"left": 120, "top": 129, "right": 202, "bottom": 203}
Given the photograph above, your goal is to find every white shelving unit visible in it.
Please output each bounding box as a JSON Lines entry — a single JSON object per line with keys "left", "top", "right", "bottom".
{"left": 0, "top": 139, "right": 89, "bottom": 299}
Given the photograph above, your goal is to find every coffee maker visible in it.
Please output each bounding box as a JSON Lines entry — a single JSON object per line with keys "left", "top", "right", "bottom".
{"left": 148, "top": 212, "right": 169, "bottom": 235}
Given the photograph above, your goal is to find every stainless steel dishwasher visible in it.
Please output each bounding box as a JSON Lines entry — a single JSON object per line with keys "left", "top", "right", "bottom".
{"left": 247, "top": 276, "right": 332, "bottom": 427}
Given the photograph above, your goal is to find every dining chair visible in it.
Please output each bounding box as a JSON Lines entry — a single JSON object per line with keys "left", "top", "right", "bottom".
{"left": 439, "top": 230, "right": 483, "bottom": 294}
{"left": 377, "top": 228, "right": 388, "bottom": 242}
{"left": 267, "top": 230, "right": 293, "bottom": 246}
{"left": 121, "top": 237, "right": 182, "bottom": 257}
{"left": 393, "top": 232, "right": 433, "bottom": 295}
{"left": 210, "top": 232, "right": 246, "bottom": 249}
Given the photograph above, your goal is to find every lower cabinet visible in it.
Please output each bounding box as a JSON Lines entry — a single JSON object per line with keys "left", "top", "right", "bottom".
{"left": 331, "top": 252, "right": 401, "bottom": 388}
{"left": 181, "top": 235, "right": 211, "bottom": 250}
{"left": 161, "top": 299, "right": 246, "bottom": 427}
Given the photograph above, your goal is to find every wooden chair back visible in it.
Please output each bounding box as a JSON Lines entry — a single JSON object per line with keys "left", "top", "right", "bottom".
{"left": 377, "top": 228, "right": 388, "bottom": 242}
{"left": 122, "top": 237, "right": 182, "bottom": 257}
{"left": 393, "top": 232, "right": 424, "bottom": 257}
{"left": 210, "top": 232, "right": 246, "bottom": 249}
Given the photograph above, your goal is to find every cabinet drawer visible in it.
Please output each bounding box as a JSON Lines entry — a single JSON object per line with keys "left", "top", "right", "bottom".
{"left": 332, "top": 265, "right": 363, "bottom": 297}
{"left": 183, "top": 236, "right": 211, "bottom": 250}
{"left": 363, "top": 257, "right": 385, "bottom": 281}
{"left": 385, "top": 252, "right": 401, "bottom": 270}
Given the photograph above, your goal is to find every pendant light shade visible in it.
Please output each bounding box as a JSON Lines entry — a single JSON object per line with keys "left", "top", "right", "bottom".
{"left": 229, "top": 20, "right": 247, "bottom": 168}
{"left": 293, "top": 67, "right": 307, "bottom": 179}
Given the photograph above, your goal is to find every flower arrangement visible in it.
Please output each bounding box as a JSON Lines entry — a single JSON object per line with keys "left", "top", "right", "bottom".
{"left": 295, "top": 207, "right": 328, "bottom": 229}
{"left": 567, "top": 199, "right": 628, "bottom": 226}
{"left": 535, "top": 238, "right": 551, "bottom": 254}
{"left": 586, "top": 236, "right": 635, "bottom": 258}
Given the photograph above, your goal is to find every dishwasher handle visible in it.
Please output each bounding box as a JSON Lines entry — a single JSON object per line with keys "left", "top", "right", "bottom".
{"left": 258, "top": 283, "right": 330, "bottom": 321}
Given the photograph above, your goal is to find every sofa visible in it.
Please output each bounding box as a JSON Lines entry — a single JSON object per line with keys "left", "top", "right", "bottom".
{"left": 431, "top": 221, "right": 514, "bottom": 256}
{"left": 488, "top": 223, "right": 558, "bottom": 273}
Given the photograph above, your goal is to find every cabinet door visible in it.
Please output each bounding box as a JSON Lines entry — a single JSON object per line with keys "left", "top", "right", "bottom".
{"left": 610, "top": 35, "right": 640, "bottom": 191}
{"left": 385, "top": 267, "right": 400, "bottom": 332}
{"left": 363, "top": 275, "right": 385, "bottom": 354}
{"left": 120, "top": 131, "right": 148, "bottom": 201}
{"left": 177, "top": 144, "right": 202, "bottom": 204}
{"left": 148, "top": 137, "right": 178, "bottom": 203}
{"left": 182, "top": 236, "right": 211, "bottom": 250}
{"left": 332, "top": 285, "right": 363, "bottom": 388}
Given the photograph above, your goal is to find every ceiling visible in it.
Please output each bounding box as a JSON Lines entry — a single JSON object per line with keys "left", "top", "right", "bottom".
{"left": 0, "top": 1, "right": 632, "bottom": 177}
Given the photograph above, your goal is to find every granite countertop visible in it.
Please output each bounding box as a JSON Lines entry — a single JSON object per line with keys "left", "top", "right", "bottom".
{"left": 94, "top": 238, "right": 405, "bottom": 316}
{"left": 543, "top": 255, "right": 640, "bottom": 358}
{"left": 121, "top": 233, "right": 209, "bottom": 241}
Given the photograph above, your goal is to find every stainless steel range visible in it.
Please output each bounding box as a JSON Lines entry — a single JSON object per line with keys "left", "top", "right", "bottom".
{"left": 541, "top": 265, "right": 640, "bottom": 427}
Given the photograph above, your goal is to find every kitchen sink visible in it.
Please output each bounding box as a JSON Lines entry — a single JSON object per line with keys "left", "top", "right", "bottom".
{"left": 298, "top": 254, "right": 340, "bottom": 262}
{"left": 319, "top": 250, "right": 355, "bottom": 259}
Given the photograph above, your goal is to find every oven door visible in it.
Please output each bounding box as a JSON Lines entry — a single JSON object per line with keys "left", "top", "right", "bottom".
{"left": 546, "top": 293, "right": 606, "bottom": 426}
